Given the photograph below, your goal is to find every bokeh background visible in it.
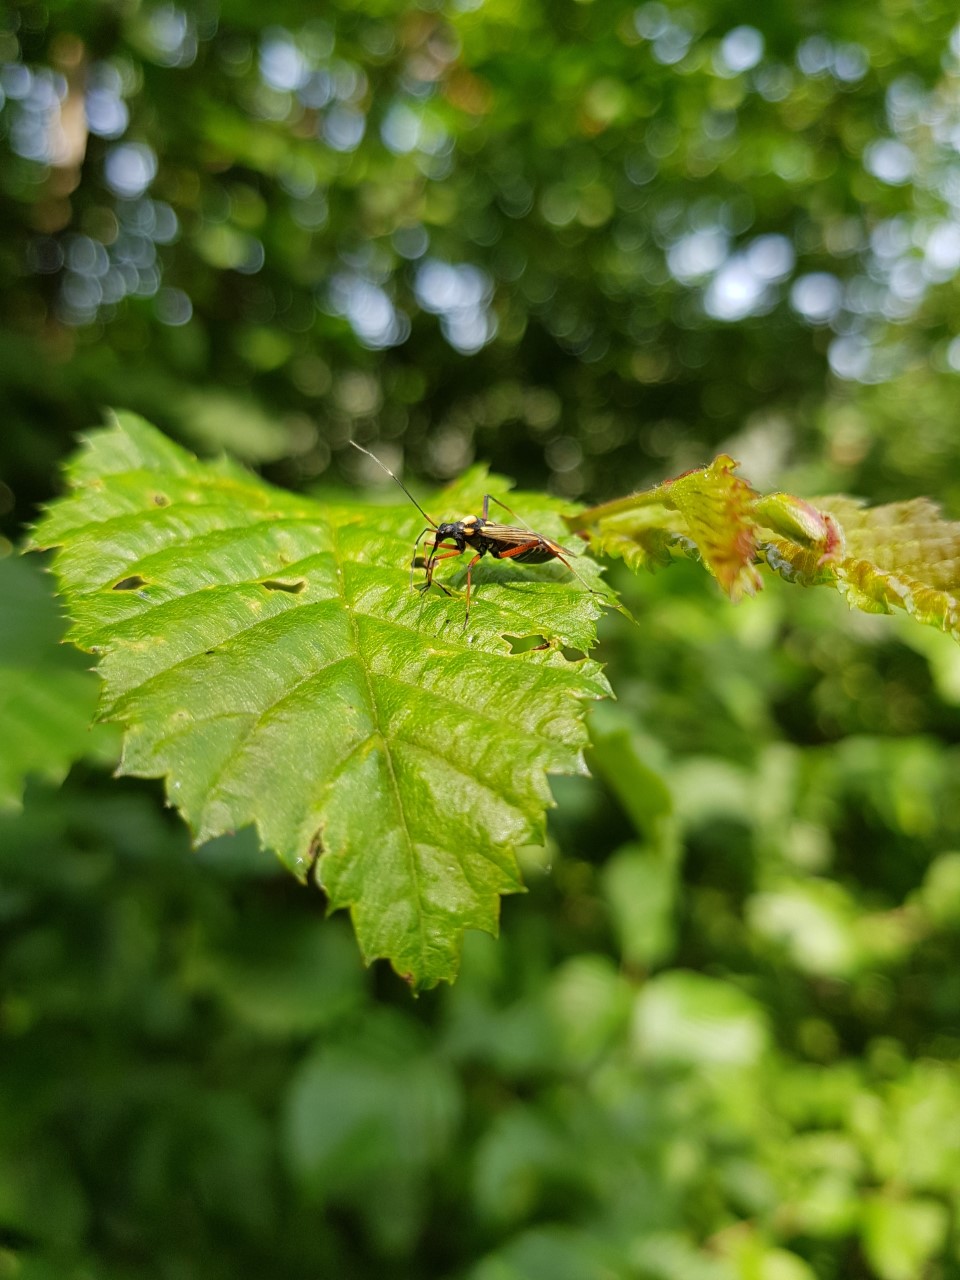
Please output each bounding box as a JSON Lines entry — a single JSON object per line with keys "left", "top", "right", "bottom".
{"left": 4, "top": 1, "right": 960, "bottom": 1277}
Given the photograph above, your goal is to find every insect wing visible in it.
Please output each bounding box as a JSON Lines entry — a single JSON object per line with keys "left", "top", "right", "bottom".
{"left": 484, "top": 524, "right": 580, "bottom": 555}
{"left": 475, "top": 524, "right": 558, "bottom": 565}
{"left": 479, "top": 522, "right": 543, "bottom": 545}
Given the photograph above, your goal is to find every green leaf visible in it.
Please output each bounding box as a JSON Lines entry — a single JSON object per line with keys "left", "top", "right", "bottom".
{"left": 29, "top": 414, "right": 612, "bottom": 988}
{"left": 0, "top": 555, "right": 112, "bottom": 811}
{"left": 284, "top": 1011, "right": 461, "bottom": 1251}
{"left": 602, "top": 844, "right": 678, "bottom": 970}
{"left": 861, "top": 1196, "right": 948, "bottom": 1280}
{"left": 632, "top": 971, "right": 769, "bottom": 1068}
{"left": 814, "top": 495, "right": 960, "bottom": 637}
{"left": 919, "top": 851, "right": 960, "bottom": 926}
{"left": 469, "top": 1226, "right": 627, "bottom": 1280}
{"left": 746, "top": 880, "right": 862, "bottom": 978}
{"left": 590, "top": 715, "right": 680, "bottom": 969}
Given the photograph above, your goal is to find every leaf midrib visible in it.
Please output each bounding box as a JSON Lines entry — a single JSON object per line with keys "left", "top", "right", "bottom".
{"left": 331, "top": 520, "right": 430, "bottom": 972}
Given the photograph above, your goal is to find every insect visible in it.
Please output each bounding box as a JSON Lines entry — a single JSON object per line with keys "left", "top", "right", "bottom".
{"left": 350, "top": 441, "right": 600, "bottom": 626}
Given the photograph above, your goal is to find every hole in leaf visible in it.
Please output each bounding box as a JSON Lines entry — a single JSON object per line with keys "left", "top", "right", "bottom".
{"left": 153, "top": 493, "right": 171, "bottom": 507}
{"left": 561, "top": 645, "right": 587, "bottom": 662}
{"left": 112, "top": 575, "right": 148, "bottom": 591}
{"left": 505, "top": 633, "right": 551, "bottom": 654}
{"left": 260, "top": 578, "right": 306, "bottom": 594}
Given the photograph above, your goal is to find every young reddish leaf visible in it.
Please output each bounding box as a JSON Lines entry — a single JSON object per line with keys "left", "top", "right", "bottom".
{"left": 815, "top": 496, "right": 960, "bottom": 638}
{"left": 568, "top": 458, "right": 960, "bottom": 643}
{"left": 566, "top": 455, "right": 762, "bottom": 599}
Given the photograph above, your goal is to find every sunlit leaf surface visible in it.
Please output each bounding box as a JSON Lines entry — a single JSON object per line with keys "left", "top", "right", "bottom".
{"left": 30, "top": 414, "right": 611, "bottom": 986}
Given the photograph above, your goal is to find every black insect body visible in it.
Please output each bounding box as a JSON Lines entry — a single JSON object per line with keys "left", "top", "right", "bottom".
{"left": 351, "top": 442, "right": 598, "bottom": 626}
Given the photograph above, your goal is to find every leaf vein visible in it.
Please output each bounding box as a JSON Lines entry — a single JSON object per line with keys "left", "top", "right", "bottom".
{"left": 197, "top": 655, "right": 358, "bottom": 811}
{"left": 334, "top": 521, "right": 431, "bottom": 971}
{"left": 102, "top": 598, "right": 345, "bottom": 707}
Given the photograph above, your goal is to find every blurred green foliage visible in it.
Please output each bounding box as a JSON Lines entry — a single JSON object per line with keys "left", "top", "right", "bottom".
{"left": 0, "top": 556, "right": 115, "bottom": 811}
{"left": 4, "top": 0, "right": 960, "bottom": 1276}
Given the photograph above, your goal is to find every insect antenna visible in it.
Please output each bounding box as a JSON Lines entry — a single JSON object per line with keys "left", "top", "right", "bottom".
{"left": 484, "top": 492, "right": 534, "bottom": 532}
{"left": 349, "top": 441, "right": 437, "bottom": 529}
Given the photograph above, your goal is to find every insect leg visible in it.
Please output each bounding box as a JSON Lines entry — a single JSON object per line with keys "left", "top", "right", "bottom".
{"left": 549, "top": 548, "right": 605, "bottom": 598}
{"left": 497, "top": 537, "right": 606, "bottom": 601}
{"left": 422, "top": 547, "right": 463, "bottom": 597}
{"left": 410, "top": 527, "right": 437, "bottom": 588}
{"left": 489, "top": 538, "right": 547, "bottom": 562}
{"left": 463, "top": 552, "right": 483, "bottom": 628}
